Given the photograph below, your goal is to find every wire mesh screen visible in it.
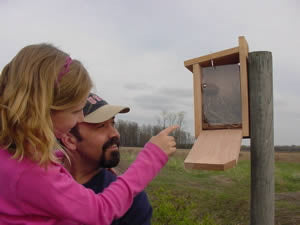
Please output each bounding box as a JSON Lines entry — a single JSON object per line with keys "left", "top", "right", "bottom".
{"left": 202, "top": 64, "right": 242, "bottom": 129}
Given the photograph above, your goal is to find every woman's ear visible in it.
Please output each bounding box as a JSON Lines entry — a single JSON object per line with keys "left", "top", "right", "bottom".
{"left": 60, "top": 133, "right": 78, "bottom": 151}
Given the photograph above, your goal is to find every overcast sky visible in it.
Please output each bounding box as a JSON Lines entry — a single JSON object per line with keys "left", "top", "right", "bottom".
{"left": 0, "top": 0, "right": 299, "bottom": 145}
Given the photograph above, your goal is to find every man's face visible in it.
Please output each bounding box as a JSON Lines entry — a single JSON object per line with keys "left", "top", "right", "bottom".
{"left": 75, "top": 117, "right": 121, "bottom": 168}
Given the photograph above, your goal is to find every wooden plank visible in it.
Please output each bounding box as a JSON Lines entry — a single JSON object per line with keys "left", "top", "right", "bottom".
{"left": 193, "top": 64, "right": 202, "bottom": 138}
{"left": 249, "top": 52, "right": 274, "bottom": 225}
{"left": 184, "top": 129, "right": 243, "bottom": 171}
{"left": 239, "top": 36, "right": 250, "bottom": 137}
{"left": 184, "top": 47, "right": 239, "bottom": 72}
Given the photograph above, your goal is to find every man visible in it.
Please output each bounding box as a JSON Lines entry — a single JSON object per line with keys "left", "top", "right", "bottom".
{"left": 60, "top": 93, "right": 152, "bottom": 225}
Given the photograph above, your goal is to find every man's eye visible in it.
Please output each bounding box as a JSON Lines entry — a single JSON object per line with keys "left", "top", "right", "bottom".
{"left": 97, "top": 124, "right": 105, "bottom": 128}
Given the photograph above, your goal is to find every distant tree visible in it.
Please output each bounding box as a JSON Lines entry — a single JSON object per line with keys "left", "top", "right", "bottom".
{"left": 138, "top": 124, "right": 152, "bottom": 146}
{"left": 175, "top": 111, "right": 185, "bottom": 146}
{"left": 116, "top": 120, "right": 128, "bottom": 145}
{"left": 116, "top": 110, "right": 194, "bottom": 148}
{"left": 156, "top": 110, "right": 168, "bottom": 129}
{"left": 152, "top": 124, "right": 162, "bottom": 136}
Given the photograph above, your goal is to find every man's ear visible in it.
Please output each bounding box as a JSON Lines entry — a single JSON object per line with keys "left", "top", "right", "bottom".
{"left": 60, "top": 133, "right": 78, "bottom": 151}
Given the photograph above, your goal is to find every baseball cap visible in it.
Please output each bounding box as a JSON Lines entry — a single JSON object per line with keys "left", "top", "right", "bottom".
{"left": 83, "top": 93, "right": 130, "bottom": 123}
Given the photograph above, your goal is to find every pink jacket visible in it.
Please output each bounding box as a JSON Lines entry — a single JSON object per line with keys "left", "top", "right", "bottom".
{"left": 0, "top": 142, "right": 167, "bottom": 225}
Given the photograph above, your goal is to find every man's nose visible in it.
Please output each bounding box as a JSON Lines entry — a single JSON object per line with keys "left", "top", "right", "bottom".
{"left": 109, "top": 126, "right": 120, "bottom": 139}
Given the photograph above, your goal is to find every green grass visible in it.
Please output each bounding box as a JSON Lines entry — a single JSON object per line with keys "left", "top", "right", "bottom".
{"left": 275, "top": 162, "right": 300, "bottom": 192}
{"left": 119, "top": 149, "right": 300, "bottom": 225}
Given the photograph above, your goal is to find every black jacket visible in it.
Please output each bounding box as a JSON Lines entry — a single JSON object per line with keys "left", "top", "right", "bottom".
{"left": 83, "top": 169, "right": 152, "bottom": 225}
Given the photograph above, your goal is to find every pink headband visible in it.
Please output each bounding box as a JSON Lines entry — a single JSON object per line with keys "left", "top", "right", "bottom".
{"left": 56, "top": 56, "right": 72, "bottom": 84}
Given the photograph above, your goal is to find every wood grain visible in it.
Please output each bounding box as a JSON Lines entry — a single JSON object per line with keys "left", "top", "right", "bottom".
{"left": 184, "top": 47, "right": 239, "bottom": 72}
{"left": 239, "top": 36, "right": 250, "bottom": 137}
{"left": 249, "top": 51, "right": 274, "bottom": 225}
{"left": 193, "top": 64, "right": 202, "bottom": 138}
{"left": 184, "top": 129, "right": 243, "bottom": 170}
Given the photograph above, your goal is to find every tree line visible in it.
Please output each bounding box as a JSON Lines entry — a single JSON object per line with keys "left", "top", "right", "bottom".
{"left": 241, "top": 145, "right": 300, "bottom": 152}
{"left": 115, "top": 110, "right": 300, "bottom": 151}
{"left": 115, "top": 111, "right": 194, "bottom": 149}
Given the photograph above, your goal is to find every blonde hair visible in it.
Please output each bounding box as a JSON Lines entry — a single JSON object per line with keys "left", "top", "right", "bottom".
{"left": 0, "top": 44, "right": 93, "bottom": 165}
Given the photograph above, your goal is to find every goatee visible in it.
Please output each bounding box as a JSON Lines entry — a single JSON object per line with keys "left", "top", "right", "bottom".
{"left": 99, "top": 136, "right": 120, "bottom": 168}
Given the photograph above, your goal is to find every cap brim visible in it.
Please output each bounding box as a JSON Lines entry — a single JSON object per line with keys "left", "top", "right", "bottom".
{"left": 83, "top": 105, "right": 130, "bottom": 123}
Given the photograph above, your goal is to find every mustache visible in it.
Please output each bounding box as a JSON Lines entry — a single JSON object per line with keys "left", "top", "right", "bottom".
{"left": 99, "top": 136, "right": 121, "bottom": 168}
{"left": 102, "top": 136, "right": 120, "bottom": 151}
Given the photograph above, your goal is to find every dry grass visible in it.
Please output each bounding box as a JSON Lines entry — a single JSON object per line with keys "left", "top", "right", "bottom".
{"left": 117, "top": 147, "right": 300, "bottom": 225}
{"left": 120, "top": 146, "right": 300, "bottom": 163}
{"left": 239, "top": 151, "right": 300, "bottom": 163}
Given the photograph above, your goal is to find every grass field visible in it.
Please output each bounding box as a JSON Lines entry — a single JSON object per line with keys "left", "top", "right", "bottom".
{"left": 117, "top": 147, "right": 300, "bottom": 225}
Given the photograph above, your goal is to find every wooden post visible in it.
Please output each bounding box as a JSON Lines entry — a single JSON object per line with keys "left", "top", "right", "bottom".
{"left": 249, "top": 52, "right": 274, "bottom": 225}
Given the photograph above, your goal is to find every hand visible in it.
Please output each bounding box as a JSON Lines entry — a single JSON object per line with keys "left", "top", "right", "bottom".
{"left": 149, "top": 125, "right": 179, "bottom": 157}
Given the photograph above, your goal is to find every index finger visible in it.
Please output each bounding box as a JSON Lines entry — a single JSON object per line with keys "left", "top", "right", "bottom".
{"left": 159, "top": 125, "right": 179, "bottom": 136}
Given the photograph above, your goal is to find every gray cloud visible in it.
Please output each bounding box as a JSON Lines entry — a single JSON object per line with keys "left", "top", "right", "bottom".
{"left": 0, "top": 0, "right": 299, "bottom": 144}
{"left": 133, "top": 92, "right": 193, "bottom": 111}
{"left": 133, "top": 95, "right": 177, "bottom": 111}
{"left": 158, "top": 87, "right": 193, "bottom": 99}
{"left": 123, "top": 83, "right": 153, "bottom": 91}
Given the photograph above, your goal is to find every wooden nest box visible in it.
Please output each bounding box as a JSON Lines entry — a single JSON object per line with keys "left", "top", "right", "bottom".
{"left": 184, "top": 36, "right": 249, "bottom": 170}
